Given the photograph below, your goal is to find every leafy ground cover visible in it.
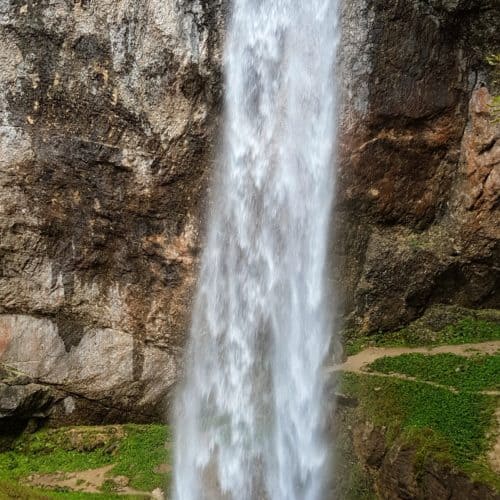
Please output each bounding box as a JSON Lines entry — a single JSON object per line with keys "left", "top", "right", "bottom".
{"left": 345, "top": 307, "right": 500, "bottom": 356}
{"left": 0, "top": 424, "right": 171, "bottom": 499}
{"left": 367, "top": 353, "right": 500, "bottom": 392}
{"left": 340, "top": 371, "right": 499, "bottom": 490}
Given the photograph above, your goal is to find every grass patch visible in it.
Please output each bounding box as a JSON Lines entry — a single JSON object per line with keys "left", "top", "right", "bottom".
{"left": 340, "top": 372, "right": 499, "bottom": 489}
{"left": 47, "top": 492, "right": 125, "bottom": 499}
{"left": 0, "top": 425, "right": 170, "bottom": 498}
{"left": 112, "top": 425, "right": 171, "bottom": 491}
{"left": 0, "top": 479, "right": 127, "bottom": 499}
{"left": 345, "top": 307, "right": 500, "bottom": 355}
{"left": 0, "top": 479, "right": 50, "bottom": 499}
{"left": 367, "top": 353, "right": 500, "bottom": 392}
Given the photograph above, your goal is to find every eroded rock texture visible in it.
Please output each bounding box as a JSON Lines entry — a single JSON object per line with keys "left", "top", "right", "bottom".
{"left": 337, "top": 0, "right": 500, "bottom": 333}
{"left": 0, "top": 363, "right": 53, "bottom": 420}
{"left": 0, "top": 363, "right": 54, "bottom": 444}
{"left": 0, "top": 0, "right": 225, "bottom": 422}
{"left": 351, "top": 419, "right": 500, "bottom": 500}
{"left": 0, "top": 0, "right": 498, "bottom": 421}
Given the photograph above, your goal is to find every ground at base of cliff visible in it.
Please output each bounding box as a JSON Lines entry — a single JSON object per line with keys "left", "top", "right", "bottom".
{"left": 336, "top": 334, "right": 500, "bottom": 498}
{"left": 0, "top": 425, "right": 171, "bottom": 499}
{"left": 1, "top": 307, "right": 499, "bottom": 499}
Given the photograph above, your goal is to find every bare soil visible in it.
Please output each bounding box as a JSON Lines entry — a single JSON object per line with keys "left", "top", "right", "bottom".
{"left": 27, "top": 464, "right": 153, "bottom": 497}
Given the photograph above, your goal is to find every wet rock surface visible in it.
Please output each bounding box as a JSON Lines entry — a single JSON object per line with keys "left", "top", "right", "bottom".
{"left": 336, "top": 0, "right": 500, "bottom": 333}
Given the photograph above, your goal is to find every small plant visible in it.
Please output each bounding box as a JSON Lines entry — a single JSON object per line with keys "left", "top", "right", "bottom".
{"left": 101, "top": 479, "right": 118, "bottom": 493}
{"left": 408, "top": 236, "right": 423, "bottom": 251}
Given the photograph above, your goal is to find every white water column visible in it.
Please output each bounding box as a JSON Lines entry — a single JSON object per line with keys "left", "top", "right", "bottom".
{"left": 174, "top": 0, "right": 340, "bottom": 498}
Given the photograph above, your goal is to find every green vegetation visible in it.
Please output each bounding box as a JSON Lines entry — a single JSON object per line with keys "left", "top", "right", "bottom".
{"left": 342, "top": 311, "right": 500, "bottom": 491}
{"left": 111, "top": 425, "right": 170, "bottom": 491}
{"left": 334, "top": 406, "right": 377, "bottom": 500}
{"left": 0, "top": 425, "right": 171, "bottom": 499}
{"left": 345, "top": 307, "right": 500, "bottom": 355}
{"left": 0, "top": 478, "right": 130, "bottom": 500}
{"left": 340, "top": 371, "right": 499, "bottom": 490}
{"left": 0, "top": 479, "right": 50, "bottom": 499}
{"left": 367, "top": 353, "right": 500, "bottom": 392}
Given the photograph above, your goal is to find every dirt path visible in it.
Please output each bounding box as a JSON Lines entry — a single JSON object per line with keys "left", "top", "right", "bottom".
{"left": 26, "top": 464, "right": 161, "bottom": 498}
{"left": 332, "top": 340, "right": 500, "bottom": 473}
{"left": 332, "top": 340, "right": 500, "bottom": 374}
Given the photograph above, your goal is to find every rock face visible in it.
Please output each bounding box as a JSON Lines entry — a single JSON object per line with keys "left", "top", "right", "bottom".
{"left": 337, "top": 0, "right": 500, "bottom": 333}
{"left": 351, "top": 420, "right": 500, "bottom": 500}
{"left": 0, "top": 0, "right": 225, "bottom": 422}
{"left": 0, "top": 364, "right": 54, "bottom": 436}
{"left": 0, "top": 0, "right": 498, "bottom": 421}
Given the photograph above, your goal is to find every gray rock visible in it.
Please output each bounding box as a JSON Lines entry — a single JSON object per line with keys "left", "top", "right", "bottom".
{"left": 0, "top": 364, "right": 53, "bottom": 420}
{"left": 0, "top": 314, "right": 177, "bottom": 421}
{"left": 0, "top": 382, "right": 53, "bottom": 419}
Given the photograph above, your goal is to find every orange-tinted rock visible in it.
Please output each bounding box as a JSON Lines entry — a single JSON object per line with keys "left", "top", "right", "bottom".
{"left": 335, "top": 0, "right": 500, "bottom": 333}
{"left": 462, "top": 87, "right": 500, "bottom": 216}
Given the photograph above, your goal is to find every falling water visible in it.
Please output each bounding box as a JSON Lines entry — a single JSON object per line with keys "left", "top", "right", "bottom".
{"left": 174, "top": 1, "right": 340, "bottom": 499}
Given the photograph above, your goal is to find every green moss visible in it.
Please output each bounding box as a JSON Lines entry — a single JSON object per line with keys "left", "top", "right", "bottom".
{"left": 345, "top": 307, "right": 500, "bottom": 355}
{"left": 333, "top": 406, "right": 378, "bottom": 499}
{"left": 367, "top": 353, "right": 500, "bottom": 392}
{"left": 0, "top": 425, "right": 170, "bottom": 498}
{"left": 340, "top": 462, "right": 376, "bottom": 500}
{"left": 340, "top": 372, "right": 499, "bottom": 490}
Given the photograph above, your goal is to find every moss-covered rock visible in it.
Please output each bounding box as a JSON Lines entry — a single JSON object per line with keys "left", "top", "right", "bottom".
{"left": 345, "top": 305, "right": 500, "bottom": 355}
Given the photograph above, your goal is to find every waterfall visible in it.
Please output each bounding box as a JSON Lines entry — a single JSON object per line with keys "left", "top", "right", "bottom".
{"left": 173, "top": 0, "right": 340, "bottom": 499}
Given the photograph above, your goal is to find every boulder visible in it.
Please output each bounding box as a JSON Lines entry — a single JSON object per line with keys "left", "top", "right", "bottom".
{"left": 0, "top": 364, "right": 54, "bottom": 440}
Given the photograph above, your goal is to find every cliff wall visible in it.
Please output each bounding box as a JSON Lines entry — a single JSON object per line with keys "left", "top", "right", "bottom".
{"left": 0, "top": 0, "right": 225, "bottom": 422}
{"left": 0, "top": 0, "right": 498, "bottom": 422}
